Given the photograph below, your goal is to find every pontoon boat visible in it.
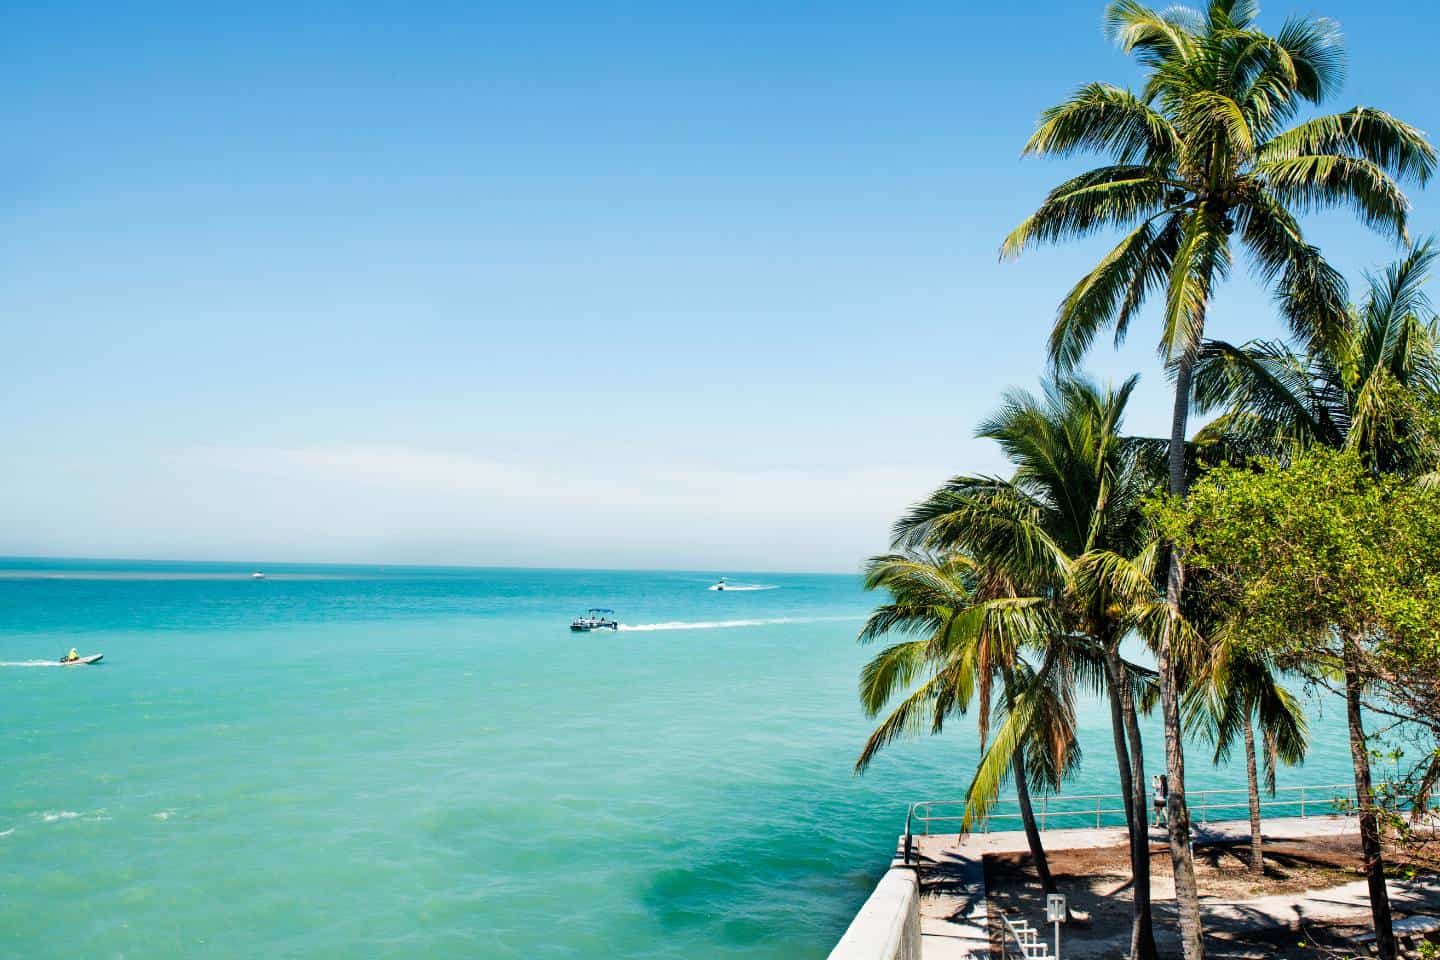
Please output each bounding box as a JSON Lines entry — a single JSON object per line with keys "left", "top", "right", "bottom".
{"left": 570, "top": 608, "right": 619, "bottom": 632}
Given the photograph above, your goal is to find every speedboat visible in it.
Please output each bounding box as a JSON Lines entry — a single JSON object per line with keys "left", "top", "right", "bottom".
{"left": 251, "top": 572, "right": 266, "bottom": 580}
{"left": 570, "top": 608, "right": 619, "bottom": 632}
{"left": 709, "top": 578, "right": 728, "bottom": 591}
{"left": 60, "top": 654, "right": 103, "bottom": 666}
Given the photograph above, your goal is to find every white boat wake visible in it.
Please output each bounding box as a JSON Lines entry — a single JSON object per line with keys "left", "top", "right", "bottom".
{"left": 707, "top": 584, "right": 777, "bottom": 591}
{"left": 0, "top": 660, "right": 64, "bottom": 668}
{"left": 618, "top": 615, "right": 861, "bottom": 632}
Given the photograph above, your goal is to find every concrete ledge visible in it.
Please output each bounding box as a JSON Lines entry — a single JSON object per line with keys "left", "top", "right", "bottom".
{"left": 827, "top": 866, "right": 922, "bottom": 960}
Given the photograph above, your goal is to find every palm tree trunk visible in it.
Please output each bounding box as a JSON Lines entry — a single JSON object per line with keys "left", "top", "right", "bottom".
{"left": 1104, "top": 668, "right": 1134, "bottom": 825}
{"left": 1344, "top": 630, "right": 1396, "bottom": 960}
{"left": 1012, "top": 747, "right": 1058, "bottom": 895}
{"left": 1120, "top": 666, "right": 1152, "bottom": 917}
{"left": 1163, "top": 348, "right": 1207, "bottom": 960}
{"left": 1242, "top": 713, "right": 1264, "bottom": 878}
{"left": 1104, "top": 650, "right": 1157, "bottom": 960}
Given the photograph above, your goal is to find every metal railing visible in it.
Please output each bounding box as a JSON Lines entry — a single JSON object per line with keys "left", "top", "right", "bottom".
{"left": 904, "top": 781, "right": 1358, "bottom": 841}
{"left": 999, "top": 911, "right": 1052, "bottom": 960}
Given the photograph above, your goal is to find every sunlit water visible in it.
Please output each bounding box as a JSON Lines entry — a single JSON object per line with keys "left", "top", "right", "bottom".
{"left": 0, "top": 560, "right": 1358, "bottom": 958}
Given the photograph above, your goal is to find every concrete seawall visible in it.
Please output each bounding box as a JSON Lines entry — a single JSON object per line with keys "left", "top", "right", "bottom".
{"left": 825, "top": 864, "right": 922, "bottom": 960}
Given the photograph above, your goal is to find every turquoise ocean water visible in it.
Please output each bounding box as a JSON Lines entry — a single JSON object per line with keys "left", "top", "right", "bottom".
{"left": 0, "top": 560, "right": 1358, "bottom": 959}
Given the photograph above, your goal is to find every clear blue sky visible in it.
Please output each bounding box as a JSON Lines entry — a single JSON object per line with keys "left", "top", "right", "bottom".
{"left": 3, "top": 1, "right": 1436, "bottom": 571}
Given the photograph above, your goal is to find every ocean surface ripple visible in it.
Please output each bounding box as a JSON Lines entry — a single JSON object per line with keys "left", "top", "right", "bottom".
{"left": 0, "top": 560, "right": 1360, "bottom": 959}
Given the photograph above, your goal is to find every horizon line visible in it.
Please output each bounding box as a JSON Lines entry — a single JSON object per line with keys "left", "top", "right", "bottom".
{"left": 0, "top": 552, "right": 863, "bottom": 579}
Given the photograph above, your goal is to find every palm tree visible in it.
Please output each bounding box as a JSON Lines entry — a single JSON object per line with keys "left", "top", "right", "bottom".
{"left": 1195, "top": 242, "right": 1440, "bottom": 473}
{"left": 889, "top": 376, "right": 1165, "bottom": 959}
{"left": 1004, "top": 5, "right": 1434, "bottom": 955}
{"left": 853, "top": 550, "right": 1074, "bottom": 896}
{"left": 1192, "top": 243, "right": 1440, "bottom": 956}
{"left": 1183, "top": 629, "right": 1308, "bottom": 877}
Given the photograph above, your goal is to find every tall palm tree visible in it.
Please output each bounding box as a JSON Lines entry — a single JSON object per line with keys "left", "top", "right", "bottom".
{"left": 890, "top": 376, "right": 1165, "bottom": 959}
{"left": 1004, "top": 5, "right": 1434, "bottom": 955}
{"left": 1183, "top": 630, "right": 1308, "bottom": 877}
{"left": 853, "top": 550, "right": 1073, "bottom": 895}
{"left": 1192, "top": 243, "right": 1440, "bottom": 956}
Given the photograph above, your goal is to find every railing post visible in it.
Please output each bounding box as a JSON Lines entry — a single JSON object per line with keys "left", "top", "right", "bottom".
{"left": 1096, "top": 796, "right": 1102, "bottom": 828}
{"left": 1200, "top": 792, "right": 1208, "bottom": 824}
{"left": 1041, "top": 796, "right": 1047, "bottom": 832}
{"left": 1300, "top": 786, "right": 1306, "bottom": 819}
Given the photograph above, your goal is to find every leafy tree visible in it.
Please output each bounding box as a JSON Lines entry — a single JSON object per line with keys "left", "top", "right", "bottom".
{"left": 1155, "top": 449, "right": 1440, "bottom": 959}
{"left": 1191, "top": 244, "right": 1440, "bottom": 954}
{"left": 1005, "top": 2, "right": 1434, "bottom": 953}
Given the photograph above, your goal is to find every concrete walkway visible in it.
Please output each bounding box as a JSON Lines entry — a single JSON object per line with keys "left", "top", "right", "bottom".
{"left": 1207, "top": 873, "right": 1440, "bottom": 927}
{"left": 905, "top": 814, "right": 1365, "bottom": 960}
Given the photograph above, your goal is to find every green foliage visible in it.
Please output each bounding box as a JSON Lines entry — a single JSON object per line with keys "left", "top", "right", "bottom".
{"left": 1194, "top": 241, "right": 1440, "bottom": 476}
{"left": 1008, "top": 0, "right": 1435, "bottom": 370}
{"left": 1182, "top": 633, "right": 1308, "bottom": 793}
{"left": 853, "top": 550, "right": 1065, "bottom": 775}
{"left": 857, "top": 376, "right": 1162, "bottom": 831}
{"left": 1152, "top": 448, "right": 1440, "bottom": 663}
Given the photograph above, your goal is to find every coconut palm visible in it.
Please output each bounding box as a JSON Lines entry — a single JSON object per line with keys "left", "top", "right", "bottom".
{"left": 1195, "top": 241, "right": 1440, "bottom": 473}
{"left": 1192, "top": 242, "right": 1440, "bottom": 955}
{"left": 1183, "top": 630, "right": 1308, "bottom": 877}
{"left": 891, "top": 376, "right": 1165, "bottom": 959}
{"left": 1004, "top": 4, "right": 1434, "bottom": 954}
{"left": 853, "top": 550, "right": 1073, "bottom": 895}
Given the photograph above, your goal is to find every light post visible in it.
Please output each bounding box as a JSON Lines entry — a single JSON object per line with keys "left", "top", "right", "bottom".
{"left": 1046, "top": 893, "right": 1066, "bottom": 959}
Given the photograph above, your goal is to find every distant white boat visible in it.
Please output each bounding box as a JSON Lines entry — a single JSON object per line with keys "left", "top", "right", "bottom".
{"left": 707, "top": 578, "right": 775, "bottom": 592}
{"left": 251, "top": 572, "right": 266, "bottom": 580}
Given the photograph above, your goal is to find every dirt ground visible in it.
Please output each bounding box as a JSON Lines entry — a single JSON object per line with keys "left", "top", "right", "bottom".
{"left": 984, "top": 836, "right": 1427, "bottom": 959}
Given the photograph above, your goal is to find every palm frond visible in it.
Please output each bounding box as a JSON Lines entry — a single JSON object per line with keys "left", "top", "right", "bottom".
{"left": 1258, "top": 108, "right": 1436, "bottom": 186}
{"left": 1192, "top": 338, "right": 1332, "bottom": 446}
{"left": 962, "top": 652, "right": 1079, "bottom": 831}
{"left": 1104, "top": 1, "right": 1201, "bottom": 68}
{"left": 893, "top": 482, "right": 1071, "bottom": 584}
{"left": 857, "top": 639, "right": 932, "bottom": 716}
{"left": 1022, "top": 82, "right": 1181, "bottom": 164}
{"left": 1003, "top": 166, "right": 1175, "bottom": 258}
{"left": 1048, "top": 216, "right": 1180, "bottom": 372}
{"left": 1180, "top": 90, "right": 1255, "bottom": 162}
{"left": 1254, "top": 155, "right": 1411, "bottom": 240}
{"left": 1235, "top": 192, "right": 1349, "bottom": 350}
{"left": 1272, "top": 16, "right": 1345, "bottom": 102}
{"left": 855, "top": 658, "right": 971, "bottom": 772}
{"left": 1160, "top": 209, "right": 1230, "bottom": 360}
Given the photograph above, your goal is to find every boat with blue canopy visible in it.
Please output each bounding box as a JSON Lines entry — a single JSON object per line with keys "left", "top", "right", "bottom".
{"left": 570, "top": 608, "right": 619, "bottom": 632}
